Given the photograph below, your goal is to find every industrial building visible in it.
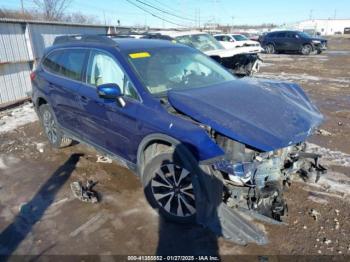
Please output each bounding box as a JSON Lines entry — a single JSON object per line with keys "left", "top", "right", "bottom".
{"left": 295, "top": 19, "right": 350, "bottom": 35}
{"left": 0, "top": 18, "right": 133, "bottom": 106}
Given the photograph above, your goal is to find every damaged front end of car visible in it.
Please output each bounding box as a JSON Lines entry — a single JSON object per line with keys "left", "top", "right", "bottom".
{"left": 201, "top": 134, "right": 326, "bottom": 222}
{"left": 166, "top": 78, "right": 326, "bottom": 244}
{"left": 210, "top": 53, "right": 262, "bottom": 77}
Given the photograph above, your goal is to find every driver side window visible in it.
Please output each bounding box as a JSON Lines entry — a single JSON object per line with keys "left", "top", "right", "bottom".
{"left": 87, "top": 50, "right": 139, "bottom": 100}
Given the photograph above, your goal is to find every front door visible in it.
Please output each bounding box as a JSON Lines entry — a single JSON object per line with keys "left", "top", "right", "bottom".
{"left": 78, "top": 49, "right": 142, "bottom": 161}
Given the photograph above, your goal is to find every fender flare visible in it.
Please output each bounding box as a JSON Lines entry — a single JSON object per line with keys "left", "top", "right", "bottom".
{"left": 136, "top": 133, "right": 196, "bottom": 177}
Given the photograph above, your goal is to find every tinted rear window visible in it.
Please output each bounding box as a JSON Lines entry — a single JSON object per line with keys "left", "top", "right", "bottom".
{"left": 275, "top": 32, "right": 286, "bottom": 37}
{"left": 42, "top": 49, "right": 87, "bottom": 81}
{"left": 42, "top": 50, "right": 63, "bottom": 74}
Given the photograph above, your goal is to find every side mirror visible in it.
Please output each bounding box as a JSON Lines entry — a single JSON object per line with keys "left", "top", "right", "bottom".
{"left": 97, "top": 83, "right": 126, "bottom": 107}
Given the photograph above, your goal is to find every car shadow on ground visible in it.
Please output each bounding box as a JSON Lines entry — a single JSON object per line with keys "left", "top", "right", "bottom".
{"left": 152, "top": 144, "right": 222, "bottom": 258}
{"left": 0, "top": 153, "right": 83, "bottom": 260}
{"left": 156, "top": 218, "right": 219, "bottom": 257}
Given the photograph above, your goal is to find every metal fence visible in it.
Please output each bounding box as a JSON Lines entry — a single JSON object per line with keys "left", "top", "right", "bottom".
{"left": 0, "top": 18, "right": 133, "bottom": 105}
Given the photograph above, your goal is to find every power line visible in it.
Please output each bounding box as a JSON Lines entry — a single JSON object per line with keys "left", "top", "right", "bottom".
{"left": 125, "top": 0, "right": 188, "bottom": 27}
{"left": 148, "top": 0, "right": 182, "bottom": 13}
{"left": 135, "top": 0, "right": 196, "bottom": 22}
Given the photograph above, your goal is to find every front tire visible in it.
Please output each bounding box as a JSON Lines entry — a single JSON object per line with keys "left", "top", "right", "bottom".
{"left": 39, "top": 104, "right": 72, "bottom": 148}
{"left": 142, "top": 153, "right": 196, "bottom": 223}
{"left": 301, "top": 44, "right": 313, "bottom": 55}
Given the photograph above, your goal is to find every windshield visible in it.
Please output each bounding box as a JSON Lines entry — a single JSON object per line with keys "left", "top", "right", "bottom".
{"left": 232, "top": 35, "right": 248, "bottom": 41}
{"left": 175, "top": 34, "right": 223, "bottom": 52}
{"left": 126, "top": 47, "right": 235, "bottom": 96}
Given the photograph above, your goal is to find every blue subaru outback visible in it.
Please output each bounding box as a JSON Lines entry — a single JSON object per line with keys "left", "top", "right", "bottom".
{"left": 31, "top": 35, "right": 325, "bottom": 227}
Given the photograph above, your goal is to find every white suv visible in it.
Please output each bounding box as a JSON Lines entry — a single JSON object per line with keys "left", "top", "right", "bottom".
{"left": 214, "top": 34, "right": 264, "bottom": 52}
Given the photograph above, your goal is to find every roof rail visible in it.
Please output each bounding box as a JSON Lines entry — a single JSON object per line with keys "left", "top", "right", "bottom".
{"left": 53, "top": 34, "right": 118, "bottom": 46}
{"left": 110, "top": 32, "right": 174, "bottom": 41}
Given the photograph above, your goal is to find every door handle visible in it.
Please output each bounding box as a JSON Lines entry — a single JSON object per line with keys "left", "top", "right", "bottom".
{"left": 80, "top": 96, "right": 89, "bottom": 104}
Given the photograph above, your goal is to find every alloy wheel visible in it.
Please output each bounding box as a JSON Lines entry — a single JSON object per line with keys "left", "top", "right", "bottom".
{"left": 302, "top": 45, "right": 312, "bottom": 55}
{"left": 151, "top": 164, "right": 195, "bottom": 218}
{"left": 42, "top": 110, "right": 58, "bottom": 144}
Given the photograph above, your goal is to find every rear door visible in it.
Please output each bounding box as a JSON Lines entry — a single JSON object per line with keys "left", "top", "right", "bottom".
{"left": 78, "top": 49, "right": 142, "bottom": 161}
{"left": 41, "top": 48, "right": 88, "bottom": 133}
{"left": 274, "top": 32, "right": 287, "bottom": 51}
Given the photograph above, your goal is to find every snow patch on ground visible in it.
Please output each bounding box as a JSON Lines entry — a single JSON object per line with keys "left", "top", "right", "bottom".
{"left": 300, "top": 143, "right": 350, "bottom": 199}
{"left": 0, "top": 103, "right": 38, "bottom": 134}
{"left": 0, "top": 155, "right": 21, "bottom": 170}
{"left": 255, "top": 72, "right": 350, "bottom": 85}
{"left": 303, "top": 170, "right": 350, "bottom": 199}
{"left": 307, "top": 143, "right": 350, "bottom": 168}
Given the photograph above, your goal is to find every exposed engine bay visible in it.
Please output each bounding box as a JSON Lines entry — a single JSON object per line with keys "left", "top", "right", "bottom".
{"left": 211, "top": 133, "right": 326, "bottom": 221}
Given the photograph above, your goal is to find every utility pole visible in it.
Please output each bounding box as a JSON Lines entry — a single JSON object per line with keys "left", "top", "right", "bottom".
{"left": 333, "top": 9, "right": 337, "bottom": 19}
{"left": 231, "top": 16, "right": 234, "bottom": 33}
{"left": 309, "top": 9, "right": 313, "bottom": 20}
{"left": 20, "top": 0, "right": 24, "bottom": 15}
{"left": 198, "top": 8, "right": 201, "bottom": 29}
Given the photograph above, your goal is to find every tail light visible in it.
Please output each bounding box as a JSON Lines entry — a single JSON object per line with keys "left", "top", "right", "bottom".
{"left": 30, "top": 71, "right": 36, "bottom": 81}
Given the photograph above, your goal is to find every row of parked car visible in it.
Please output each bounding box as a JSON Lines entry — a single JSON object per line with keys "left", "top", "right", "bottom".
{"left": 214, "top": 30, "right": 327, "bottom": 55}
{"left": 116, "top": 29, "right": 327, "bottom": 78}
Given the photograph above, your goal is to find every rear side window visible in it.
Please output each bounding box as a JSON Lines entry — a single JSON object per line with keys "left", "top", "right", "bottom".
{"left": 42, "top": 50, "right": 62, "bottom": 74}
{"left": 275, "top": 32, "right": 286, "bottom": 38}
{"left": 214, "top": 35, "right": 223, "bottom": 41}
{"left": 42, "top": 49, "right": 87, "bottom": 81}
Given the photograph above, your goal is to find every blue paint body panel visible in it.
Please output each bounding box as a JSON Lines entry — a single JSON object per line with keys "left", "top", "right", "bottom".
{"left": 32, "top": 38, "right": 323, "bottom": 168}
{"left": 168, "top": 78, "right": 323, "bottom": 151}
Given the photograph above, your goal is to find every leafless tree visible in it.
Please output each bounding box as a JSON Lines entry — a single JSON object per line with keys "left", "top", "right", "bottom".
{"left": 66, "top": 12, "right": 99, "bottom": 24}
{"left": 32, "top": 0, "right": 72, "bottom": 21}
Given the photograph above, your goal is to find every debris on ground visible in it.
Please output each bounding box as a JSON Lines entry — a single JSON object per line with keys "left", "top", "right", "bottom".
{"left": 70, "top": 180, "right": 99, "bottom": 203}
{"left": 334, "top": 217, "right": 340, "bottom": 230}
{"left": 323, "top": 238, "right": 332, "bottom": 245}
{"left": 315, "top": 129, "right": 333, "bottom": 137}
{"left": 96, "top": 155, "right": 113, "bottom": 164}
{"left": 308, "top": 209, "right": 321, "bottom": 221}
{"left": 36, "top": 143, "right": 45, "bottom": 153}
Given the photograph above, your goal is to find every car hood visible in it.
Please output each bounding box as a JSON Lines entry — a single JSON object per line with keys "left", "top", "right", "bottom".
{"left": 240, "top": 40, "right": 260, "bottom": 46}
{"left": 311, "top": 37, "right": 327, "bottom": 42}
{"left": 168, "top": 78, "right": 324, "bottom": 152}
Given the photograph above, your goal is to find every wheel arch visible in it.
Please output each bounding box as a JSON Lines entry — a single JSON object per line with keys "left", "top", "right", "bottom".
{"left": 301, "top": 42, "right": 314, "bottom": 51}
{"left": 36, "top": 97, "right": 48, "bottom": 109}
{"left": 136, "top": 133, "right": 197, "bottom": 177}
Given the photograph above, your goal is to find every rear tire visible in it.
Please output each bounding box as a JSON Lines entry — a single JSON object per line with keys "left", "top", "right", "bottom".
{"left": 301, "top": 44, "right": 312, "bottom": 55}
{"left": 39, "top": 104, "right": 72, "bottom": 148}
{"left": 265, "top": 44, "right": 275, "bottom": 54}
{"left": 142, "top": 152, "right": 196, "bottom": 223}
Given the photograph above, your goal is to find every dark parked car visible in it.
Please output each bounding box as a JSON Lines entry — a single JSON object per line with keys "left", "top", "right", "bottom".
{"left": 261, "top": 30, "right": 327, "bottom": 55}
{"left": 31, "top": 35, "right": 324, "bottom": 232}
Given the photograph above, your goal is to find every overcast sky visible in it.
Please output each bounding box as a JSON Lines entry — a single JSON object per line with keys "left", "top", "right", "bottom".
{"left": 2, "top": 0, "right": 350, "bottom": 27}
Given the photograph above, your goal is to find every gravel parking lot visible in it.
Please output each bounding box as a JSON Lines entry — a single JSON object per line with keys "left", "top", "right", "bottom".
{"left": 0, "top": 37, "right": 349, "bottom": 258}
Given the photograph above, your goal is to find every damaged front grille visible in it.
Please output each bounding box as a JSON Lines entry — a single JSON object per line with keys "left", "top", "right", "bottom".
{"left": 210, "top": 133, "right": 326, "bottom": 222}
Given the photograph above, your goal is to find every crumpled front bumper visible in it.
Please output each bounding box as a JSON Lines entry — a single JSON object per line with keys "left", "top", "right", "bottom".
{"left": 193, "top": 145, "right": 326, "bottom": 245}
